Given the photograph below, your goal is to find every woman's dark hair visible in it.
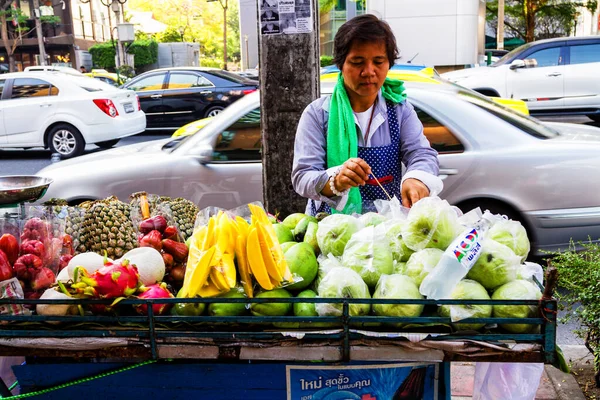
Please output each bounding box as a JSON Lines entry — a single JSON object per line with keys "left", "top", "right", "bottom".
{"left": 333, "top": 14, "right": 399, "bottom": 69}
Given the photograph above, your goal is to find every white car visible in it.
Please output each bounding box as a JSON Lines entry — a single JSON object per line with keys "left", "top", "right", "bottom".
{"left": 24, "top": 65, "right": 83, "bottom": 77}
{"left": 442, "top": 36, "right": 600, "bottom": 121}
{"left": 0, "top": 71, "right": 146, "bottom": 158}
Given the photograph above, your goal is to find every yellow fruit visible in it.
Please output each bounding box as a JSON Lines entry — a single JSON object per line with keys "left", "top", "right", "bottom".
{"left": 256, "top": 223, "right": 284, "bottom": 282}
{"left": 235, "top": 233, "right": 253, "bottom": 298}
{"left": 198, "top": 281, "right": 223, "bottom": 298}
{"left": 184, "top": 246, "right": 217, "bottom": 298}
{"left": 257, "top": 222, "right": 293, "bottom": 282}
{"left": 246, "top": 227, "right": 274, "bottom": 290}
{"left": 202, "top": 217, "right": 217, "bottom": 251}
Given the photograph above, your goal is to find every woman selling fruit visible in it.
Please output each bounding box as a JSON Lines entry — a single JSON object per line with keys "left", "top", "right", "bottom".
{"left": 292, "top": 14, "right": 442, "bottom": 215}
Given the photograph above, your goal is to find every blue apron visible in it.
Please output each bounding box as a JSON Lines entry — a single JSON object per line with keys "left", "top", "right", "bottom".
{"left": 310, "top": 100, "right": 402, "bottom": 215}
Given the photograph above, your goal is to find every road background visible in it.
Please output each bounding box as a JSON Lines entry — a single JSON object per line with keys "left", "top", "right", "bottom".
{"left": 1, "top": 116, "right": 599, "bottom": 345}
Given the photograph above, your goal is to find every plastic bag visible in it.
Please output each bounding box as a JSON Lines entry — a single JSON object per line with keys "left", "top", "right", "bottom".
{"left": 491, "top": 279, "right": 542, "bottom": 333}
{"left": 517, "top": 262, "right": 544, "bottom": 284}
{"left": 316, "top": 266, "right": 370, "bottom": 317}
{"left": 487, "top": 218, "right": 530, "bottom": 262}
{"left": 341, "top": 226, "right": 393, "bottom": 288}
{"left": 473, "top": 362, "right": 544, "bottom": 400}
{"left": 316, "top": 214, "right": 363, "bottom": 257}
{"left": 378, "top": 218, "right": 414, "bottom": 263}
{"left": 404, "top": 248, "right": 444, "bottom": 286}
{"left": 313, "top": 253, "right": 343, "bottom": 291}
{"left": 466, "top": 238, "right": 521, "bottom": 290}
{"left": 437, "top": 279, "right": 492, "bottom": 330}
{"left": 374, "top": 195, "right": 407, "bottom": 220}
{"left": 401, "top": 196, "right": 463, "bottom": 251}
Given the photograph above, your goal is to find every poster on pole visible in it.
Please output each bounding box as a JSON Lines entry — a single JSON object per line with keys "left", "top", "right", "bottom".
{"left": 286, "top": 362, "right": 439, "bottom": 400}
{"left": 260, "top": 0, "right": 313, "bottom": 35}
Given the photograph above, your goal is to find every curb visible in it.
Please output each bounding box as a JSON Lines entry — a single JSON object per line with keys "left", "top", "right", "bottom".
{"left": 545, "top": 365, "right": 586, "bottom": 400}
{"left": 545, "top": 345, "right": 593, "bottom": 400}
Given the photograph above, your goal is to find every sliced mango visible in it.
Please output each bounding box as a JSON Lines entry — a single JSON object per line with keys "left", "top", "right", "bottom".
{"left": 246, "top": 227, "right": 274, "bottom": 290}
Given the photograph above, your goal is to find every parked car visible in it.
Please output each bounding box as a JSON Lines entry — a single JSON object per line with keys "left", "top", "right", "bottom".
{"left": 85, "top": 69, "right": 128, "bottom": 87}
{"left": 24, "top": 65, "right": 83, "bottom": 77}
{"left": 0, "top": 71, "right": 146, "bottom": 158}
{"left": 442, "top": 36, "right": 600, "bottom": 121}
{"left": 121, "top": 67, "right": 259, "bottom": 131}
{"left": 37, "top": 82, "right": 600, "bottom": 255}
{"left": 170, "top": 70, "right": 529, "bottom": 139}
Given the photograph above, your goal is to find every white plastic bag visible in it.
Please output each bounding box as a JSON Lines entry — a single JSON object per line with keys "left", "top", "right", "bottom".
{"left": 473, "top": 362, "right": 544, "bottom": 400}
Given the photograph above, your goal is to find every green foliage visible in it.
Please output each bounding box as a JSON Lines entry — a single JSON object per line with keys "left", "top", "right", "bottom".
{"left": 89, "top": 42, "right": 116, "bottom": 69}
{"left": 158, "top": 27, "right": 184, "bottom": 43}
{"left": 116, "top": 64, "right": 135, "bottom": 78}
{"left": 320, "top": 55, "right": 333, "bottom": 67}
{"left": 319, "top": 0, "right": 365, "bottom": 13}
{"left": 127, "top": 39, "right": 158, "bottom": 67}
{"left": 486, "top": 0, "right": 599, "bottom": 40}
{"left": 90, "top": 39, "right": 158, "bottom": 69}
{"left": 552, "top": 241, "right": 600, "bottom": 382}
{"left": 40, "top": 15, "right": 60, "bottom": 25}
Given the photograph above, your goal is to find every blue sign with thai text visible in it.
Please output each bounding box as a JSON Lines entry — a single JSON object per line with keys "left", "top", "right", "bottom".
{"left": 286, "top": 362, "right": 438, "bottom": 400}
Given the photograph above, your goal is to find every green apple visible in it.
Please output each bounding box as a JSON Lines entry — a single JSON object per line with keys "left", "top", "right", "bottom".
{"left": 303, "top": 221, "right": 320, "bottom": 254}
{"left": 281, "top": 213, "right": 308, "bottom": 231}
{"left": 208, "top": 289, "right": 248, "bottom": 317}
{"left": 293, "top": 215, "right": 318, "bottom": 242}
{"left": 272, "top": 223, "right": 294, "bottom": 244}
{"left": 280, "top": 241, "right": 298, "bottom": 253}
{"left": 284, "top": 242, "right": 318, "bottom": 291}
{"left": 250, "top": 288, "right": 292, "bottom": 316}
{"left": 293, "top": 289, "right": 318, "bottom": 317}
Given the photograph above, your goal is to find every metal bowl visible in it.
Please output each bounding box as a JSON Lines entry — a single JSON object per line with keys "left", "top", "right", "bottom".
{"left": 0, "top": 176, "right": 53, "bottom": 206}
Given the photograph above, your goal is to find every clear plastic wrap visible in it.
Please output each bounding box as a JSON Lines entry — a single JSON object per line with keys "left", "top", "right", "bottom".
{"left": 473, "top": 362, "right": 544, "bottom": 400}
{"left": 378, "top": 218, "right": 414, "bottom": 263}
{"left": 372, "top": 274, "right": 424, "bottom": 319}
{"left": 313, "top": 253, "right": 343, "bottom": 291}
{"left": 517, "top": 262, "right": 544, "bottom": 284}
{"left": 316, "top": 214, "right": 363, "bottom": 257}
{"left": 488, "top": 217, "right": 530, "bottom": 262}
{"left": 466, "top": 238, "right": 522, "bottom": 290}
{"left": 404, "top": 248, "right": 444, "bottom": 286}
{"left": 316, "top": 266, "right": 370, "bottom": 317}
{"left": 437, "top": 279, "right": 492, "bottom": 331}
{"left": 401, "top": 196, "right": 463, "bottom": 251}
{"left": 492, "top": 279, "right": 542, "bottom": 333}
{"left": 341, "top": 226, "right": 393, "bottom": 288}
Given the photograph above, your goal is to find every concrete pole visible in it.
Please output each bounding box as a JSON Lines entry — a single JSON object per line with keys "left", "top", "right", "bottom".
{"left": 259, "top": 0, "right": 320, "bottom": 217}
{"left": 33, "top": 0, "right": 47, "bottom": 65}
{"left": 497, "top": 0, "right": 505, "bottom": 50}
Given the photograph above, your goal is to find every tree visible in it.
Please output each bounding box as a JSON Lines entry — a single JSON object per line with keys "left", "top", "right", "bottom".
{"left": 487, "top": 0, "right": 598, "bottom": 42}
{"left": 318, "top": 0, "right": 365, "bottom": 13}
{"left": 127, "top": 0, "right": 241, "bottom": 69}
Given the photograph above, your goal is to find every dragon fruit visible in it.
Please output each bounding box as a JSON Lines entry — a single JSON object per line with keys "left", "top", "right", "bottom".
{"left": 73, "top": 259, "right": 141, "bottom": 299}
{"left": 134, "top": 282, "right": 174, "bottom": 315}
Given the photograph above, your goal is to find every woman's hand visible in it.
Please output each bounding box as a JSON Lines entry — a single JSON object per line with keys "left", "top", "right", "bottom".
{"left": 401, "top": 178, "right": 430, "bottom": 208}
{"left": 334, "top": 158, "right": 372, "bottom": 192}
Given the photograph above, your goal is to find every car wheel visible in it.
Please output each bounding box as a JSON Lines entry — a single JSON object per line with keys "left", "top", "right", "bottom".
{"left": 588, "top": 114, "right": 600, "bottom": 123}
{"left": 96, "top": 139, "right": 120, "bottom": 149}
{"left": 47, "top": 124, "right": 85, "bottom": 159}
{"left": 205, "top": 106, "right": 224, "bottom": 118}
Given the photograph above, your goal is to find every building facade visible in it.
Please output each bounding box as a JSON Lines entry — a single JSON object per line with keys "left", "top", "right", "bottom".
{"left": 1, "top": 0, "right": 122, "bottom": 72}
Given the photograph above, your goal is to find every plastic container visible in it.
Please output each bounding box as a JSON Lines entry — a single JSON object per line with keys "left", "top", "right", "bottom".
{"left": 419, "top": 211, "right": 495, "bottom": 300}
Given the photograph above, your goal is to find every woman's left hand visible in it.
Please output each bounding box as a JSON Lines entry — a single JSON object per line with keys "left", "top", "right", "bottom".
{"left": 401, "top": 178, "right": 430, "bottom": 208}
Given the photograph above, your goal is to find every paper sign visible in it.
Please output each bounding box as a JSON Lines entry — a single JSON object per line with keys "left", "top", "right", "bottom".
{"left": 260, "top": 0, "right": 312, "bottom": 35}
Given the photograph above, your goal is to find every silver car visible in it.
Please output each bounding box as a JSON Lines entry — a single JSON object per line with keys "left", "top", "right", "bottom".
{"left": 37, "top": 83, "right": 600, "bottom": 255}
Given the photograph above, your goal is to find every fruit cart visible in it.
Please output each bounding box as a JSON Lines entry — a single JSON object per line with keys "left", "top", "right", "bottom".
{"left": 0, "top": 275, "right": 557, "bottom": 400}
{"left": 0, "top": 179, "right": 559, "bottom": 399}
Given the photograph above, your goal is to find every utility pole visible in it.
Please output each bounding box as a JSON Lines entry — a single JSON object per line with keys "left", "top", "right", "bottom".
{"left": 497, "top": 0, "right": 505, "bottom": 50}
{"left": 33, "top": 0, "right": 47, "bottom": 65}
{"left": 259, "top": 0, "right": 320, "bottom": 217}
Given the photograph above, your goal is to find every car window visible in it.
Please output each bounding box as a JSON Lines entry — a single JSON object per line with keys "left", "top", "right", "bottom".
{"left": 11, "top": 78, "right": 57, "bottom": 98}
{"left": 128, "top": 74, "right": 166, "bottom": 91}
{"left": 569, "top": 44, "right": 600, "bottom": 65}
{"left": 525, "top": 47, "right": 561, "bottom": 67}
{"left": 0, "top": 80, "right": 4, "bottom": 98}
{"left": 95, "top": 76, "right": 118, "bottom": 86}
{"left": 206, "top": 70, "right": 250, "bottom": 84}
{"left": 212, "top": 108, "right": 261, "bottom": 161}
{"left": 167, "top": 73, "right": 213, "bottom": 89}
{"left": 413, "top": 106, "right": 464, "bottom": 154}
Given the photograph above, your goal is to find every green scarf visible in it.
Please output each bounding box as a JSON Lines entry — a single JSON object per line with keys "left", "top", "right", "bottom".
{"left": 327, "top": 73, "right": 407, "bottom": 214}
